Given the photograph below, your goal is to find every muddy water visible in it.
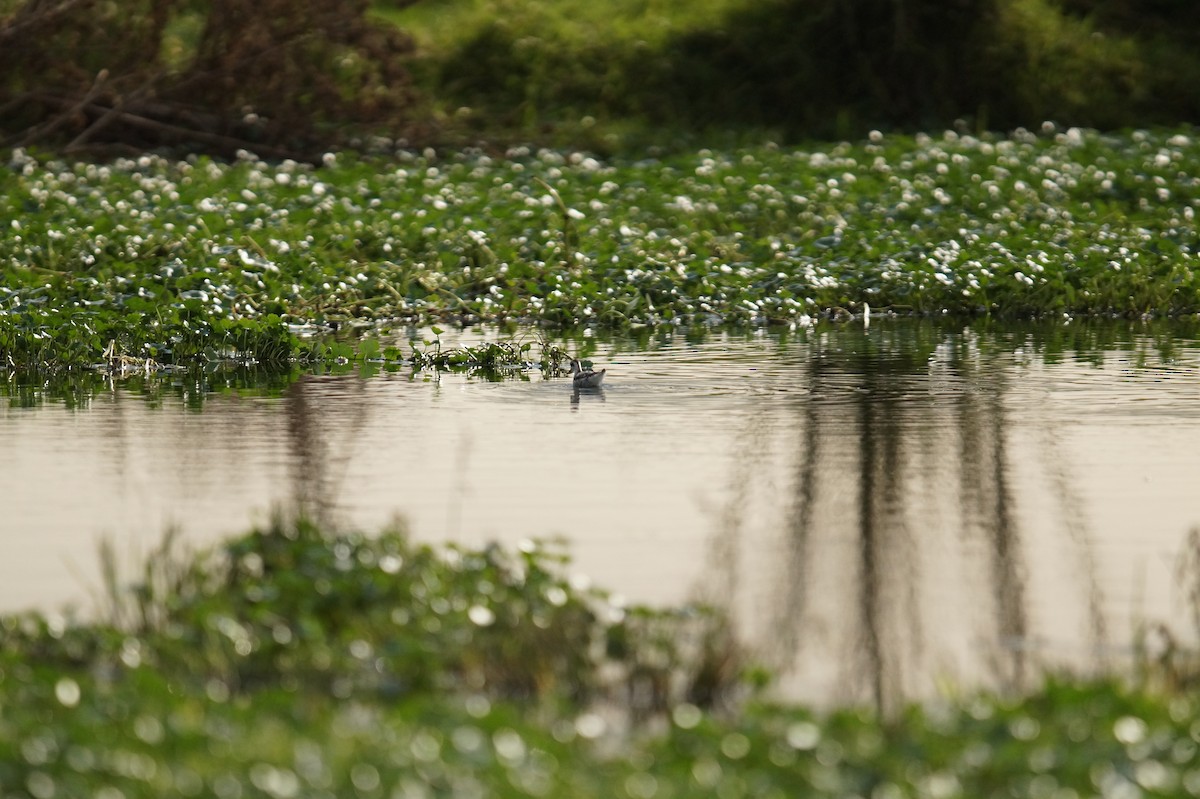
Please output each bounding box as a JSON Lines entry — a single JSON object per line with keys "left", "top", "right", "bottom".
{"left": 3, "top": 320, "right": 1200, "bottom": 709}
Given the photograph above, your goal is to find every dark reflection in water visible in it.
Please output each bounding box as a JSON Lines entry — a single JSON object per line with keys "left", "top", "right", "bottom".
{"left": 781, "top": 329, "right": 964, "bottom": 712}
{"left": 570, "top": 385, "right": 606, "bottom": 409}
{"left": 285, "top": 375, "right": 359, "bottom": 528}
{"left": 752, "top": 323, "right": 1158, "bottom": 711}
{"left": 3, "top": 320, "right": 1200, "bottom": 709}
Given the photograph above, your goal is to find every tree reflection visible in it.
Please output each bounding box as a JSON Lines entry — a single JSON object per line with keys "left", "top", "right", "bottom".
{"left": 954, "top": 343, "right": 1027, "bottom": 690}
{"left": 756, "top": 323, "right": 1106, "bottom": 712}
{"left": 284, "top": 372, "right": 373, "bottom": 529}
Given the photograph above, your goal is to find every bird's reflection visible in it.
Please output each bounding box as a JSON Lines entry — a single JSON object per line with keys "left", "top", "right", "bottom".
{"left": 570, "top": 385, "right": 606, "bottom": 409}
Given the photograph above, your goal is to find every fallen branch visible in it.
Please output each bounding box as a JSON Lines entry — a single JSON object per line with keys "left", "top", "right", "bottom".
{"left": 0, "top": 0, "right": 422, "bottom": 155}
{"left": 69, "top": 102, "right": 309, "bottom": 159}
{"left": 66, "top": 72, "right": 157, "bottom": 152}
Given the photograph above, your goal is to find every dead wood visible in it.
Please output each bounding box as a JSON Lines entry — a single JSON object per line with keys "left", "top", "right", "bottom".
{"left": 0, "top": 0, "right": 424, "bottom": 158}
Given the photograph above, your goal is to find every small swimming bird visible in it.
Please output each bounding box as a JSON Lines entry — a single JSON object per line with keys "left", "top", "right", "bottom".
{"left": 569, "top": 358, "right": 606, "bottom": 388}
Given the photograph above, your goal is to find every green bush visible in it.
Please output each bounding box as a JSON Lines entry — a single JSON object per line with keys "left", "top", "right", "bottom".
{"left": 400, "top": 0, "right": 1200, "bottom": 139}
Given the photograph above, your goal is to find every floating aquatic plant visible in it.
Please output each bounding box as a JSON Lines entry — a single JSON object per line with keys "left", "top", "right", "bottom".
{"left": 3, "top": 127, "right": 1200, "bottom": 369}
{"left": 407, "top": 328, "right": 571, "bottom": 379}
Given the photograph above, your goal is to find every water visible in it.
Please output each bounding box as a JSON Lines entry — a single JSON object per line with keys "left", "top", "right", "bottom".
{"left": 3, "top": 319, "right": 1200, "bottom": 710}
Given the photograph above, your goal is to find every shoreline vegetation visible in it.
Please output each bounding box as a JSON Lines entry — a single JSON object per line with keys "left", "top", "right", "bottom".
{"left": 3, "top": 515, "right": 1200, "bottom": 797}
{"left": 3, "top": 126, "right": 1200, "bottom": 370}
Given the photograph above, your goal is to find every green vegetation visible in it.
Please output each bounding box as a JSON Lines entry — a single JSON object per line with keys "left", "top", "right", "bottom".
{"left": 408, "top": 332, "right": 571, "bottom": 378}
{"left": 3, "top": 315, "right": 1197, "bottom": 411}
{"left": 6, "top": 0, "right": 1200, "bottom": 151}
{"left": 2, "top": 516, "right": 1200, "bottom": 797}
{"left": 384, "top": 0, "right": 1200, "bottom": 142}
{"left": 4, "top": 127, "right": 1200, "bottom": 369}
{"left": 0, "top": 363, "right": 305, "bottom": 411}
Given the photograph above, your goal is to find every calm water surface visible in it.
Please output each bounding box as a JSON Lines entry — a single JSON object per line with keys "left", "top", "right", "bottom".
{"left": 4, "top": 320, "right": 1200, "bottom": 709}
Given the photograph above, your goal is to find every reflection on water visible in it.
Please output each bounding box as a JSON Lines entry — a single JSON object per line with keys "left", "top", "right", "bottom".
{"left": 761, "top": 327, "right": 1033, "bottom": 711}
{"left": 3, "top": 320, "right": 1200, "bottom": 709}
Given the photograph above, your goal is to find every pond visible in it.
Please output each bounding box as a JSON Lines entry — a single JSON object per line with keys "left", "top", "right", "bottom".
{"left": 3, "top": 318, "right": 1200, "bottom": 710}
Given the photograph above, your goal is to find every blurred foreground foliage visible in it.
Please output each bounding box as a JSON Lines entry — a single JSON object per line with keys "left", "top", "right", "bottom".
{"left": 4, "top": 517, "right": 1200, "bottom": 796}
{"left": 61, "top": 516, "right": 745, "bottom": 713}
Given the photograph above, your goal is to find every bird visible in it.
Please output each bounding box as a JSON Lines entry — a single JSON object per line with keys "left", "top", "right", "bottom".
{"left": 569, "top": 358, "right": 606, "bottom": 388}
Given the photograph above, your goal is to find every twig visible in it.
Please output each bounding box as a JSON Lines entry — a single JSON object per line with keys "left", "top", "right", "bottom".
{"left": 241, "top": 236, "right": 271, "bottom": 263}
{"left": 0, "top": 0, "right": 92, "bottom": 44}
{"left": 69, "top": 102, "right": 303, "bottom": 159}
{"left": 66, "top": 71, "right": 156, "bottom": 152}
{"left": 437, "top": 287, "right": 469, "bottom": 308}
{"left": 380, "top": 280, "right": 405, "bottom": 302}
{"left": 534, "top": 177, "right": 575, "bottom": 268}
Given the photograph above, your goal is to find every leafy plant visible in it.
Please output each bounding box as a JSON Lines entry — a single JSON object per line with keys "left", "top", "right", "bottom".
{"left": 1, "top": 515, "right": 1200, "bottom": 797}
{"left": 4, "top": 129, "right": 1200, "bottom": 370}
